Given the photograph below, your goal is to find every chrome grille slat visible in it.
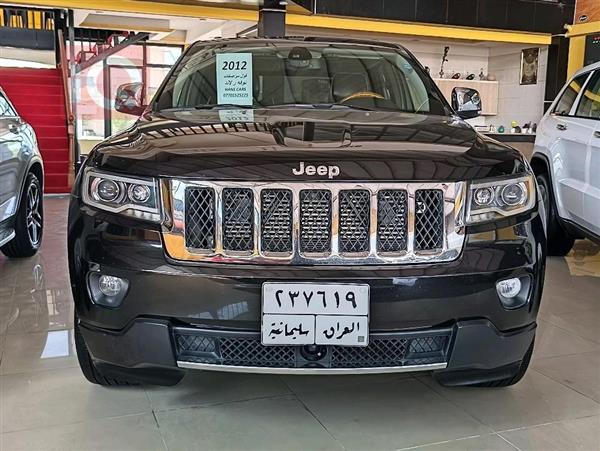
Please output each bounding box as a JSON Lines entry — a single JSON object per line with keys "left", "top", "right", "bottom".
{"left": 300, "top": 189, "right": 332, "bottom": 254}
{"left": 222, "top": 188, "right": 254, "bottom": 252}
{"left": 377, "top": 190, "right": 408, "bottom": 253}
{"left": 261, "top": 189, "right": 293, "bottom": 254}
{"left": 167, "top": 181, "right": 466, "bottom": 265}
{"left": 339, "top": 190, "right": 370, "bottom": 254}
{"left": 414, "top": 189, "right": 444, "bottom": 251}
{"left": 184, "top": 187, "right": 216, "bottom": 250}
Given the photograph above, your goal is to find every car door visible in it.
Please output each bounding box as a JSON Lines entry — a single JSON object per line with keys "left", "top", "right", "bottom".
{"left": 0, "top": 90, "right": 24, "bottom": 223}
{"left": 540, "top": 71, "right": 593, "bottom": 222}
{"left": 572, "top": 70, "right": 600, "bottom": 236}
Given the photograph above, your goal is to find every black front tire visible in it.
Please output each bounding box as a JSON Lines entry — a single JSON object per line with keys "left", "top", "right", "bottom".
{"left": 1, "top": 173, "right": 43, "bottom": 258}
{"left": 74, "top": 314, "right": 137, "bottom": 386}
{"left": 536, "top": 172, "right": 574, "bottom": 256}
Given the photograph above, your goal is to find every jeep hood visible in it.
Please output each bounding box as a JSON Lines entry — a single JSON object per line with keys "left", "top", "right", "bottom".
{"left": 88, "top": 109, "right": 527, "bottom": 182}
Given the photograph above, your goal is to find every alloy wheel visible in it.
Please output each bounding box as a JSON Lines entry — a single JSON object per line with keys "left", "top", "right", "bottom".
{"left": 26, "top": 181, "right": 42, "bottom": 246}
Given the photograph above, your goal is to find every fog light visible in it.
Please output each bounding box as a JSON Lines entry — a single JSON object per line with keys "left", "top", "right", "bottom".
{"left": 98, "top": 275, "right": 124, "bottom": 297}
{"left": 496, "top": 278, "right": 522, "bottom": 298}
{"left": 88, "top": 272, "right": 129, "bottom": 308}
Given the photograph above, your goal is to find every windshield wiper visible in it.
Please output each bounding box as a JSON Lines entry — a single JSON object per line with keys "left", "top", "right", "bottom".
{"left": 194, "top": 103, "right": 254, "bottom": 110}
{"left": 267, "top": 103, "right": 376, "bottom": 111}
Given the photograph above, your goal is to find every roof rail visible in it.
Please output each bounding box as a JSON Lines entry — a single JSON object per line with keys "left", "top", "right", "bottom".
{"left": 191, "top": 36, "right": 408, "bottom": 52}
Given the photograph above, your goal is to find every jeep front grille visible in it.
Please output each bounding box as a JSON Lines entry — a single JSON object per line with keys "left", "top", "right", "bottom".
{"left": 167, "top": 181, "right": 465, "bottom": 265}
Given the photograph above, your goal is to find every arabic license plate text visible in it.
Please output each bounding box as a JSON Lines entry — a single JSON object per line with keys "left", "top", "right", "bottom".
{"left": 262, "top": 283, "right": 369, "bottom": 315}
{"left": 261, "top": 283, "right": 369, "bottom": 347}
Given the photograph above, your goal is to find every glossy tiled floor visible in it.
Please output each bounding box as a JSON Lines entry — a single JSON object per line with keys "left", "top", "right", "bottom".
{"left": 1, "top": 197, "right": 599, "bottom": 450}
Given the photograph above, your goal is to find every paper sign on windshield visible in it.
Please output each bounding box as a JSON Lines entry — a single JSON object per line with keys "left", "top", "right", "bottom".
{"left": 216, "top": 53, "right": 253, "bottom": 105}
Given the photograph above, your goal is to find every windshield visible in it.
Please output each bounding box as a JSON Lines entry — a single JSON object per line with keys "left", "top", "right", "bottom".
{"left": 153, "top": 42, "right": 451, "bottom": 116}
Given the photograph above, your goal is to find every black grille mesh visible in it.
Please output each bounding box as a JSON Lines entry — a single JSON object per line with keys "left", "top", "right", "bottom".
{"left": 377, "top": 190, "right": 408, "bottom": 253}
{"left": 339, "top": 190, "right": 371, "bottom": 253}
{"left": 415, "top": 189, "right": 444, "bottom": 251}
{"left": 175, "top": 330, "right": 450, "bottom": 369}
{"left": 220, "top": 338, "right": 296, "bottom": 367}
{"left": 261, "top": 189, "right": 293, "bottom": 253}
{"left": 222, "top": 188, "right": 254, "bottom": 251}
{"left": 300, "top": 190, "right": 332, "bottom": 253}
{"left": 185, "top": 188, "right": 215, "bottom": 250}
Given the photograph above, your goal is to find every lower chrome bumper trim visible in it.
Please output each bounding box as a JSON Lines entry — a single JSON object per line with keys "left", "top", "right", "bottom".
{"left": 177, "top": 361, "right": 448, "bottom": 375}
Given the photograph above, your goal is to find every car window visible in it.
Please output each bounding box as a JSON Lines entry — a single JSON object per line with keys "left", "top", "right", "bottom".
{"left": 552, "top": 73, "right": 590, "bottom": 116}
{"left": 0, "top": 93, "right": 17, "bottom": 117}
{"left": 574, "top": 71, "right": 600, "bottom": 119}
{"left": 155, "top": 43, "right": 451, "bottom": 116}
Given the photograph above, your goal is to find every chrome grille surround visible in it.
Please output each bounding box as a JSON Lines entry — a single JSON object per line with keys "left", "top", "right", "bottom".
{"left": 164, "top": 180, "right": 466, "bottom": 265}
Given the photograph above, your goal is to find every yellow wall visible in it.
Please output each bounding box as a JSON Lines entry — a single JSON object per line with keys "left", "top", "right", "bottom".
{"left": 8, "top": 0, "right": 551, "bottom": 45}
{"left": 566, "top": 21, "right": 600, "bottom": 79}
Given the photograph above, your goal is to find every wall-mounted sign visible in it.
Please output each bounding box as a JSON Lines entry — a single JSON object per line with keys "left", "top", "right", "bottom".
{"left": 216, "top": 53, "right": 253, "bottom": 106}
{"left": 520, "top": 48, "right": 539, "bottom": 85}
{"left": 585, "top": 34, "right": 600, "bottom": 66}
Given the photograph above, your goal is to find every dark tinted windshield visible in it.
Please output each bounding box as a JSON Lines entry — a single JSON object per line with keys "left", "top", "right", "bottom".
{"left": 154, "top": 41, "right": 451, "bottom": 116}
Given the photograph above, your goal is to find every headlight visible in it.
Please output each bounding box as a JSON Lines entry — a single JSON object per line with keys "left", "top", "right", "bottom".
{"left": 82, "top": 169, "right": 161, "bottom": 222}
{"left": 465, "top": 174, "right": 536, "bottom": 225}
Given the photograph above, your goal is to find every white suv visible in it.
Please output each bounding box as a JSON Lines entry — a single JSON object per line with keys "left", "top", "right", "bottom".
{"left": 532, "top": 61, "right": 600, "bottom": 255}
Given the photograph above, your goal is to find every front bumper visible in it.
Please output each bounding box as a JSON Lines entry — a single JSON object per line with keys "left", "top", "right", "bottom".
{"left": 79, "top": 317, "right": 536, "bottom": 384}
{"left": 68, "top": 198, "right": 545, "bottom": 385}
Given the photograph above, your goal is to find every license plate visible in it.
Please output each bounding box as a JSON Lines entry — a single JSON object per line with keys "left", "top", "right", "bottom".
{"left": 261, "top": 283, "right": 369, "bottom": 347}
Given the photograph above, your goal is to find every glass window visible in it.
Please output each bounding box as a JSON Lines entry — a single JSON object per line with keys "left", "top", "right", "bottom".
{"left": 574, "top": 71, "right": 600, "bottom": 119}
{"left": 155, "top": 43, "right": 450, "bottom": 116}
{"left": 0, "top": 93, "right": 17, "bottom": 117}
{"left": 147, "top": 45, "right": 181, "bottom": 66}
{"left": 107, "top": 44, "right": 143, "bottom": 66}
{"left": 76, "top": 62, "right": 105, "bottom": 139}
{"left": 147, "top": 66, "right": 171, "bottom": 101}
{"left": 553, "top": 73, "right": 590, "bottom": 116}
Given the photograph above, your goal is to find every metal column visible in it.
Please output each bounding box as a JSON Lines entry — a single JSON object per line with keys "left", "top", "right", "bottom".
{"left": 257, "top": 0, "right": 286, "bottom": 38}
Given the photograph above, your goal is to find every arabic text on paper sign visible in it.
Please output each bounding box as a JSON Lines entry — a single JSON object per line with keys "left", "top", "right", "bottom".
{"left": 216, "top": 53, "right": 253, "bottom": 105}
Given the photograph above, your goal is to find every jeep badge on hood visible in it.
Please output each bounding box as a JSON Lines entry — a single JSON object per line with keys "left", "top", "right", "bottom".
{"left": 292, "top": 162, "right": 340, "bottom": 179}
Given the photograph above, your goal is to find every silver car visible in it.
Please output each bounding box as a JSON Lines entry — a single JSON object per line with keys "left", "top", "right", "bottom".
{"left": 0, "top": 87, "right": 44, "bottom": 257}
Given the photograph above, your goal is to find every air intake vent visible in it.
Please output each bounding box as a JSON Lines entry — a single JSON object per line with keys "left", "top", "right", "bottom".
{"left": 300, "top": 189, "right": 332, "bottom": 254}
{"left": 222, "top": 188, "right": 254, "bottom": 252}
{"left": 261, "top": 189, "right": 293, "bottom": 254}
{"left": 339, "top": 190, "right": 370, "bottom": 253}
{"left": 185, "top": 187, "right": 215, "bottom": 250}
{"left": 377, "top": 190, "right": 408, "bottom": 253}
{"left": 414, "top": 189, "right": 444, "bottom": 251}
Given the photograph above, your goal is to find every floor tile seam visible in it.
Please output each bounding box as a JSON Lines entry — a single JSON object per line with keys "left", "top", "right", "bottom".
{"left": 411, "top": 375, "right": 495, "bottom": 432}
{"left": 0, "top": 411, "right": 152, "bottom": 435}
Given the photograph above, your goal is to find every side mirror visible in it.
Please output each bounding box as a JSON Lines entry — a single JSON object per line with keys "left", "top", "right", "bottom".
{"left": 114, "top": 82, "right": 146, "bottom": 116}
{"left": 452, "top": 87, "right": 482, "bottom": 120}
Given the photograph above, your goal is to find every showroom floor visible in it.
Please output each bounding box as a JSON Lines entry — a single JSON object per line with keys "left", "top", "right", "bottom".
{"left": 1, "top": 197, "right": 599, "bottom": 451}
